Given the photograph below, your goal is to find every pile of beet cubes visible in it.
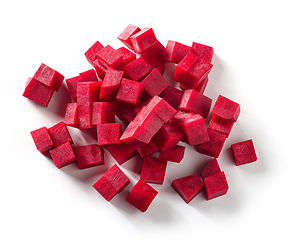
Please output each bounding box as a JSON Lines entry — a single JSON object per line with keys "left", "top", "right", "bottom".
{"left": 24, "top": 24, "right": 257, "bottom": 212}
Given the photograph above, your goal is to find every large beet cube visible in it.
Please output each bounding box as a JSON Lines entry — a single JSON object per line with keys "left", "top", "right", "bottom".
{"left": 125, "top": 179, "right": 158, "bottom": 212}
{"left": 97, "top": 123, "right": 122, "bottom": 146}
{"left": 48, "top": 121, "right": 73, "bottom": 148}
{"left": 96, "top": 45, "right": 123, "bottom": 69}
{"left": 164, "top": 40, "right": 192, "bottom": 64}
{"left": 106, "top": 142, "right": 138, "bottom": 165}
{"left": 231, "top": 139, "right": 257, "bottom": 166}
{"left": 141, "top": 52, "right": 165, "bottom": 75}
{"left": 49, "top": 142, "right": 76, "bottom": 169}
{"left": 142, "top": 40, "right": 166, "bottom": 64}
{"left": 123, "top": 56, "right": 151, "bottom": 81}
{"left": 200, "top": 158, "right": 221, "bottom": 180}
{"left": 172, "top": 174, "right": 204, "bottom": 203}
{"left": 84, "top": 41, "right": 104, "bottom": 66}
{"left": 92, "top": 102, "right": 115, "bottom": 125}
{"left": 159, "top": 145, "right": 185, "bottom": 163}
{"left": 64, "top": 103, "right": 78, "bottom": 128}
{"left": 204, "top": 171, "right": 229, "bottom": 200}
{"left": 130, "top": 27, "right": 158, "bottom": 53}
{"left": 74, "top": 144, "right": 104, "bottom": 169}
{"left": 191, "top": 42, "right": 214, "bottom": 63}
{"left": 117, "top": 24, "right": 141, "bottom": 50}
{"left": 160, "top": 86, "right": 184, "bottom": 109}
{"left": 116, "top": 78, "right": 143, "bottom": 106}
{"left": 116, "top": 47, "right": 137, "bottom": 66}
{"left": 208, "top": 118, "right": 234, "bottom": 137}
{"left": 30, "top": 127, "right": 54, "bottom": 153}
{"left": 65, "top": 76, "right": 82, "bottom": 102}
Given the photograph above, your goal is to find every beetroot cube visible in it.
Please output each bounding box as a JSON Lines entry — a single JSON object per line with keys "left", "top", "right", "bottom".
{"left": 116, "top": 47, "right": 136, "bottom": 66}
{"left": 231, "top": 139, "right": 257, "bottom": 166}
{"left": 117, "top": 24, "right": 141, "bottom": 50}
{"left": 204, "top": 171, "right": 229, "bottom": 200}
{"left": 164, "top": 40, "right": 192, "bottom": 64}
{"left": 33, "top": 63, "right": 64, "bottom": 91}
{"left": 195, "top": 76, "right": 209, "bottom": 94}
{"left": 48, "top": 121, "right": 73, "bottom": 148}
{"left": 106, "top": 142, "right": 138, "bottom": 165}
{"left": 200, "top": 158, "right": 221, "bottom": 180}
{"left": 191, "top": 42, "right": 214, "bottom": 63}
{"left": 30, "top": 127, "right": 54, "bottom": 153}
{"left": 123, "top": 56, "right": 151, "bottom": 81}
{"left": 140, "top": 156, "right": 167, "bottom": 185}
{"left": 93, "top": 164, "right": 130, "bottom": 201}
{"left": 96, "top": 45, "right": 123, "bottom": 70}
{"left": 136, "top": 139, "right": 159, "bottom": 158}
{"left": 141, "top": 52, "right": 165, "bottom": 75}
{"left": 172, "top": 174, "right": 204, "bottom": 203}
{"left": 179, "top": 89, "right": 212, "bottom": 118}
{"left": 160, "top": 86, "right": 184, "bottom": 109}
{"left": 64, "top": 103, "right": 78, "bottom": 128}
{"left": 116, "top": 78, "right": 143, "bottom": 106}
{"left": 208, "top": 118, "right": 234, "bottom": 137}
{"left": 79, "top": 69, "right": 98, "bottom": 82}
{"left": 66, "top": 76, "right": 82, "bottom": 102}
{"left": 49, "top": 142, "right": 76, "bottom": 169}
{"left": 99, "top": 68, "right": 123, "bottom": 102}
{"left": 97, "top": 123, "right": 122, "bottom": 146}
{"left": 123, "top": 109, "right": 137, "bottom": 122}
{"left": 142, "top": 40, "right": 166, "bottom": 63}
{"left": 84, "top": 41, "right": 104, "bottom": 66}
{"left": 93, "top": 59, "right": 107, "bottom": 80}
{"left": 23, "top": 77, "right": 54, "bottom": 107}
{"left": 159, "top": 145, "right": 185, "bottom": 163}
{"left": 92, "top": 102, "right": 115, "bottom": 125}
{"left": 141, "top": 68, "right": 169, "bottom": 98}
{"left": 125, "top": 179, "right": 158, "bottom": 212}
{"left": 130, "top": 27, "right": 158, "bottom": 53}
{"left": 74, "top": 144, "right": 104, "bottom": 169}
{"left": 211, "top": 95, "right": 240, "bottom": 123}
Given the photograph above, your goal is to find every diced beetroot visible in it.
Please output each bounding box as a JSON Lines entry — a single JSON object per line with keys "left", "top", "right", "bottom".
{"left": 64, "top": 103, "right": 78, "bottom": 128}
{"left": 179, "top": 89, "right": 212, "bottom": 118}
{"left": 33, "top": 63, "right": 64, "bottom": 91}
{"left": 171, "top": 111, "right": 195, "bottom": 124}
{"left": 96, "top": 45, "right": 123, "bottom": 69}
{"left": 123, "top": 109, "right": 137, "bottom": 122}
{"left": 92, "top": 102, "right": 115, "bottom": 125}
{"left": 116, "top": 47, "right": 136, "bottom": 66}
{"left": 141, "top": 68, "right": 169, "bottom": 98}
{"left": 79, "top": 69, "right": 98, "bottom": 82}
{"left": 66, "top": 76, "right": 82, "bottom": 102}
{"left": 211, "top": 95, "right": 240, "bottom": 123}
{"left": 30, "top": 127, "right": 54, "bottom": 153}
{"left": 172, "top": 174, "right": 204, "bottom": 203}
{"left": 136, "top": 139, "right": 159, "bottom": 158}
{"left": 123, "top": 56, "right": 151, "bottom": 81}
{"left": 117, "top": 24, "right": 141, "bottom": 50}
{"left": 115, "top": 101, "right": 134, "bottom": 121}
{"left": 93, "top": 59, "right": 107, "bottom": 80}
{"left": 159, "top": 145, "right": 185, "bottom": 163}
{"left": 130, "top": 27, "right": 158, "bottom": 53}
{"left": 74, "top": 144, "right": 104, "bottom": 169}
{"left": 194, "top": 76, "right": 209, "bottom": 94}
{"left": 200, "top": 158, "right": 221, "bottom": 180}
{"left": 84, "top": 41, "right": 104, "bottom": 66}
{"left": 140, "top": 156, "right": 167, "bottom": 185}
{"left": 48, "top": 121, "right": 73, "bottom": 148}
{"left": 196, "top": 129, "right": 226, "bottom": 158}
{"left": 116, "top": 78, "right": 143, "bottom": 106}
{"left": 142, "top": 40, "right": 166, "bottom": 63}
{"left": 106, "top": 142, "right": 138, "bottom": 165}
{"left": 93, "top": 164, "right": 130, "bottom": 201}
{"left": 231, "top": 139, "right": 257, "bottom": 166}
{"left": 97, "top": 123, "right": 122, "bottom": 146}
{"left": 141, "top": 52, "right": 165, "bottom": 75}
{"left": 191, "top": 42, "right": 214, "bottom": 63}
{"left": 164, "top": 40, "right": 192, "bottom": 64}
{"left": 125, "top": 179, "right": 158, "bottom": 212}
{"left": 23, "top": 77, "right": 54, "bottom": 107}
{"left": 160, "top": 86, "right": 184, "bottom": 109}
{"left": 49, "top": 142, "right": 76, "bottom": 169}
{"left": 208, "top": 118, "right": 234, "bottom": 137}
{"left": 204, "top": 171, "right": 228, "bottom": 200}
{"left": 153, "top": 123, "right": 184, "bottom": 151}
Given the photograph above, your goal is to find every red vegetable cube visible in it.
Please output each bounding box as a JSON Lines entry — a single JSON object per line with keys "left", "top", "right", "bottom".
{"left": 117, "top": 24, "right": 141, "bottom": 50}
{"left": 106, "top": 142, "right": 138, "bottom": 165}
{"left": 125, "top": 179, "right": 158, "bottom": 212}
{"left": 93, "top": 59, "right": 107, "bottom": 80}
{"left": 66, "top": 76, "right": 82, "bottom": 102}
{"left": 116, "top": 47, "right": 136, "bottom": 66}
{"left": 49, "top": 142, "right": 76, "bottom": 169}
{"left": 208, "top": 118, "right": 234, "bottom": 137}
{"left": 64, "top": 103, "right": 78, "bottom": 128}
{"left": 79, "top": 69, "right": 98, "bottom": 82}
{"left": 123, "top": 56, "right": 151, "bottom": 81}
{"left": 194, "top": 76, "right": 209, "bottom": 94}
{"left": 74, "top": 144, "right": 104, "bottom": 169}
{"left": 231, "top": 139, "right": 257, "bottom": 166}
{"left": 48, "top": 121, "right": 73, "bottom": 148}
{"left": 130, "top": 27, "right": 158, "bottom": 53}
{"left": 136, "top": 139, "right": 159, "bottom": 158}
{"left": 30, "top": 127, "right": 54, "bottom": 153}
{"left": 159, "top": 145, "right": 185, "bottom": 163}
{"left": 164, "top": 40, "right": 192, "bottom": 64}
{"left": 141, "top": 52, "right": 165, "bottom": 75}
{"left": 160, "top": 86, "right": 184, "bottom": 109}
{"left": 200, "top": 158, "right": 221, "bottom": 180}
{"left": 96, "top": 45, "right": 123, "bottom": 70}
{"left": 116, "top": 78, "right": 143, "bottom": 106}
{"left": 92, "top": 102, "right": 115, "bottom": 125}
{"left": 142, "top": 40, "right": 166, "bottom": 63}
{"left": 84, "top": 41, "right": 104, "bottom": 66}
{"left": 204, "top": 171, "right": 229, "bottom": 200}
{"left": 97, "top": 123, "right": 122, "bottom": 146}
{"left": 191, "top": 42, "right": 214, "bottom": 63}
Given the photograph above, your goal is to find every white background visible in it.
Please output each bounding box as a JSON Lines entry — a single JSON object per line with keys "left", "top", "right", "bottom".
{"left": 1, "top": 0, "right": 287, "bottom": 239}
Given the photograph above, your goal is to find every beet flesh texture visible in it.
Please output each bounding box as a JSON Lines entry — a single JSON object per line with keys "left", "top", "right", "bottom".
{"left": 84, "top": 41, "right": 104, "bottom": 66}
{"left": 93, "top": 164, "right": 130, "bottom": 201}
{"left": 204, "top": 171, "right": 228, "bottom": 200}
{"left": 159, "top": 145, "right": 185, "bottom": 163}
{"left": 140, "top": 156, "right": 168, "bottom": 185}
{"left": 96, "top": 45, "right": 123, "bottom": 70}
{"left": 123, "top": 56, "right": 151, "bottom": 81}
{"left": 160, "top": 86, "right": 184, "bottom": 109}
{"left": 116, "top": 47, "right": 137, "bottom": 66}
{"left": 164, "top": 40, "right": 192, "bottom": 64}
{"left": 117, "top": 24, "right": 141, "bottom": 50}
{"left": 64, "top": 103, "right": 78, "bottom": 128}
{"left": 48, "top": 121, "right": 73, "bottom": 148}
{"left": 74, "top": 144, "right": 104, "bottom": 169}
{"left": 97, "top": 123, "right": 122, "bottom": 146}
{"left": 49, "top": 142, "right": 76, "bottom": 169}
{"left": 93, "top": 59, "right": 107, "bottom": 80}
{"left": 231, "top": 139, "right": 257, "bottom": 166}
{"left": 142, "top": 40, "right": 166, "bottom": 64}
{"left": 106, "top": 142, "right": 138, "bottom": 165}
{"left": 200, "top": 158, "right": 221, "bottom": 180}
{"left": 92, "top": 102, "right": 115, "bottom": 125}
{"left": 172, "top": 174, "right": 204, "bottom": 203}
{"left": 130, "top": 27, "right": 158, "bottom": 53}
{"left": 191, "top": 42, "right": 214, "bottom": 63}
{"left": 125, "top": 179, "right": 158, "bottom": 212}
{"left": 136, "top": 139, "right": 159, "bottom": 158}
{"left": 116, "top": 78, "right": 143, "bottom": 106}
{"left": 208, "top": 118, "right": 234, "bottom": 137}
{"left": 30, "top": 127, "right": 54, "bottom": 153}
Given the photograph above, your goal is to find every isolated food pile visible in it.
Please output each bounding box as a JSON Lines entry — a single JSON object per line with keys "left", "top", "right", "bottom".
{"left": 23, "top": 24, "right": 257, "bottom": 212}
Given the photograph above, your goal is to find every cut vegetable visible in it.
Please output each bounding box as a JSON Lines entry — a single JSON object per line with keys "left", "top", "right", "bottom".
{"left": 30, "top": 127, "right": 54, "bottom": 153}
{"left": 49, "top": 142, "right": 76, "bottom": 169}
{"left": 200, "top": 158, "right": 221, "bottom": 180}
{"left": 204, "top": 171, "right": 229, "bottom": 200}
{"left": 74, "top": 144, "right": 104, "bottom": 169}
{"left": 231, "top": 139, "right": 257, "bottom": 166}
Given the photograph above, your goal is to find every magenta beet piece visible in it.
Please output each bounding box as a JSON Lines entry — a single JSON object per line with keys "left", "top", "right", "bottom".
{"left": 159, "top": 145, "right": 185, "bottom": 163}
{"left": 172, "top": 174, "right": 204, "bottom": 203}
{"left": 92, "top": 102, "right": 115, "bottom": 125}
{"left": 179, "top": 89, "right": 212, "bottom": 118}
{"left": 142, "top": 40, "right": 166, "bottom": 63}
{"left": 117, "top": 24, "right": 141, "bottom": 50}
{"left": 23, "top": 77, "right": 54, "bottom": 107}
{"left": 30, "top": 127, "right": 54, "bottom": 153}
{"left": 208, "top": 118, "right": 234, "bottom": 137}
{"left": 116, "top": 47, "right": 136, "bottom": 66}
{"left": 123, "top": 56, "right": 151, "bottom": 81}
{"left": 116, "top": 78, "right": 143, "bottom": 106}
{"left": 191, "top": 42, "right": 214, "bottom": 63}
{"left": 64, "top": 103, "right": 78, "bottom": 128}
{"left": 74, "top": 144, "right": 104, "bottom": 169}
{"left": 33, "top": 63, "right": 64, "bottom": 91}
{"left": 164, "top": 40, "right": 192, "bottom": 64}
{"left": 125, "top": 179, "right": 158, "bottom": 212}
{"left": 48, "top": 121, "right": 73, "bottom": 148}
{"left": 141, "top": 52, "right": 165, "bottom": 75}
{"left": 93, "top": 164, "right": 130, "bottom": 201}
{"left": 115, "top": 101, "right": 134, "bottom": 121}
{"left": 136, "top": 139, "right": 159, "bottom": 158}
{"left": 160, "top": 86, "right": 184, "bottom": 109}
{"left": 211, "top": 95, "right": 240, "bottom": 123}
{"left": 93, "top": 59, "right": 107, "bottom": 80}
{"left": 66, "top": 76, "right": 82, "bottom": 102}
{"left": 97, "top": 123, "right": 122, "bottom": 146}
{"left": 200, "top": 158, "right": 221, "bottom": 180}
{"left": 96, "top": 45, "right": 123, "bottom": 70}
{"left": 84, "top": 41, "right": 104, "bottom": 66}
{"left": 106, "top": 142, "right": 138, "bottom": 165}
{"left": 194, "top": 76, "right": 209, "bottom": 94}
{"left": 49, "top": 142, "right": 76, "bottom": 169}
{"left": 231, "top": 139, "right": 257, "bottom": 166}
{"left": 204, "top": 171, "right": 228, "bottom": 200}
{"left": 79, "top": 69, "right": 98, "bottom": 82}
{"left": 130, "top": 27, "right": 158, "bottom": 53}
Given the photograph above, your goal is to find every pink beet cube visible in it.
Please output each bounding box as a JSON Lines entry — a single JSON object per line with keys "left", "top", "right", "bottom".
{"left": 64, "top": 103, "right": 78, "bottom": 128}
{"left": 92, "top": 102, "right": 116, "bottom": 125}
{"left": 123, "top": 56, "right": 151, "bottom": 81}
{"left": 106, "top": 142, "right": 138, "bottom": 165}
{"left": 231, "top": 139, "right": 257, "bottom": 166}
{"left": 164, "top": 40, "right": 192, "bottom": 64}
{"left": 116, "top": 78, "right": 143, "bottom": 106}
{"left": 130, "top": 27, "right": 158, "bottom": 53}
{"left": 204, "top": 171, "right": 229, "bottom": 200}
{"left": 93, "top": 164, "right": 130, "bottom": 201}
{"left": 116, "top": 47, "right": 136, "bottom": 66}
{"left": 74, "top": 144, "right": 104, "bottom": 169}
{"left": 125, "top": 179, "right": 158, "bottom": 212}
{"left": 30, "top": 127, "right": 54, "bottom": 153}
{"left": 208, "top": 118, "right": 234, "bottom": 137}
{"left": 117, "top": 24, "right": 141, "bottom": 50}
{"left": 142, "top": 40, "right": 166, "bottom": 63}
{"left": 191, "top": 42, "right": 214, "bottom": 63}
{"left": 49, "top": 142, "right": 76, "bottom": 169}
{"left": 141, "top": 51, "right": 165, "bottom": 75}
{"left": 79, "top": 69, "right": 98, "bottom": 82}
{"left": 65, "top": 76, "right": 82, "bottom": 102}
{"left": 211, "top": 95, "right": 240, "bottom": 123}
{"left": 160, "top": 86, "right": 184, "bottom": 109}
{"left": 96, "top": 45, "right": 123, "bottom": 70}
{"left": 84, "top": 40, "right": 104, "bottom": 66}
{"left": 97, "top": 123, "right": 122, "bottom": 146}
{"left": 136, "top": 139, "right": 159, "bottom": 158}
{"left": 172, "top": 174, "right": 204, "bottom": 203}
{"left": 200, "top": 158, "right": 221, "bottom": 180}
{"left": 159, "top": 145, "right": 185, "bottom": 163}
{"left": 140, "top": 156, "right": 168, "bottom": 185}
{"left": 48, "top": 121, "right": 73, "bottom": 148}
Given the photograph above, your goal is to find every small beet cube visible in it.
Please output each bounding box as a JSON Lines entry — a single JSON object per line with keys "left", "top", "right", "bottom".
{"left": 164, "top": 40, "right": 192, "bottom": 64}
{"left": 204, "top": 171, "right": 229, "bottom": 200}
{"left": 116, "top": 78, "right": 143, "bottom": 106}
{"left": 30, "top": 127, "right": 54, "bottom": 153}
{"left": 116, "top": 47, "right": 136, "bottom": 66}
{"left": 123, "top": 57, "right": 151, "bottom": 81}
{"left": 200, "top": 158, "right": 221, "bottom": 180}
{"left": 74, "top": 144, "right": 104, "bottom": 169}
{"left": 64, "top": 103, "right": 78, "bottom": 128}
{"left": 142, "top": 40, "right": 166, "bottom": 63}
{"left": 172, "top": 174, "right": 204, "bottom": 203}
{"left": 160, "top": 86, "right": 184, "bottom": 109}
{"left": 48, "top": 121, "right": 73, "bottom": 148}
{"left": 33, "top": 63, "right": 64, "bottom": 91}
{"left": 97, "top": 123, "right": 122, "bottom": 146}
{"left": 211, "top": 95, "right": 240, "bottom": 123}
{"left": 65, "top": 76, "right": 82, "bottom": 102}
{"left": 106, "top": 142, "right": 138, "bottom": 165}
{"left": 191, "top": 42, "right": 214, "bottom": 63}
{"left": 231, "top": 139, "right": 257, "bottom": 166}
{"left": 125, "top": 179, "right": 158, "bottom": 212}
{"left": 117, "top": 24, "right": 141, "bottom": 50}
{"left": 141, "top": 52, "right": 165, "bottom": 75}
{"left": 96, "top": 45, "right": 123, "bottom": 69}
{"left": 92, "top": 102, "right": 115, "bottom": 125}
{"left": 84, "top": 41, "right": 104, "bottom": 66}
{"left": 49, "top": 142, "right": 76, "bottom": 169}
{"left": 208, "top": 118, "right": 234, "bottom": 137}
{"left": 79, "top": 69, "right": 98, "bottom": 82}
{"left": 136, "top": 139, "right": 159, "bottom": 158}
{"left": 130, "top": 27, "right": 158, "bottom": 53}
{"left": 159, "top": 145, "right": 185, "bottom": 163}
